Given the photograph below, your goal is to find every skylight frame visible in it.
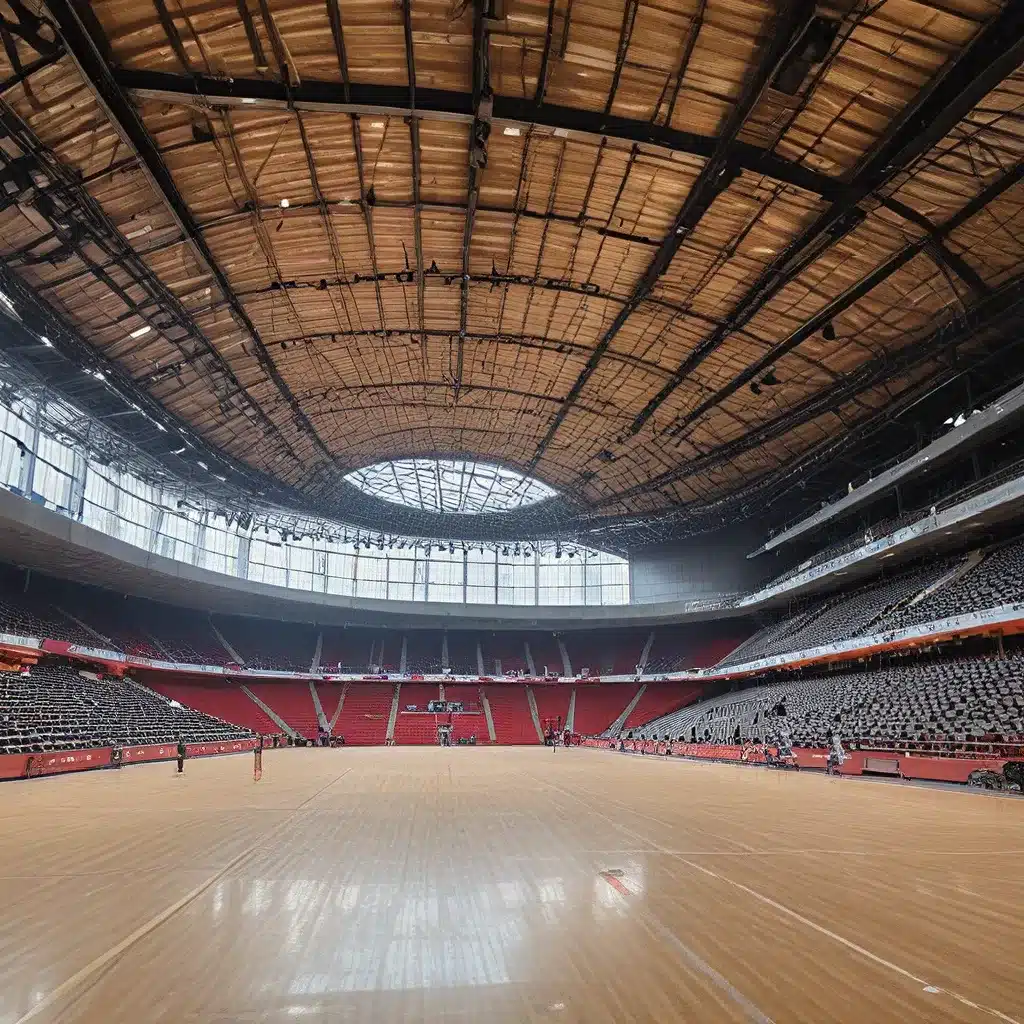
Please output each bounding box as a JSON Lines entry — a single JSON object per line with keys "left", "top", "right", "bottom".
{"left": 344, "top": 458, "right": 557, "bottom": 515}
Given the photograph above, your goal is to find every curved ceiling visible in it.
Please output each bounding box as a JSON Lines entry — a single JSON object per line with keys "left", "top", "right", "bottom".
{"left": 0, "top": 0, "right": 1021, "bottom": 546}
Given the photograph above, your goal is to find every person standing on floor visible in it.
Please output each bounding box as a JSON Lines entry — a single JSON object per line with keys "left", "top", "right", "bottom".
{"left": 176, "top": 735, "right": 187, "bottom": 775}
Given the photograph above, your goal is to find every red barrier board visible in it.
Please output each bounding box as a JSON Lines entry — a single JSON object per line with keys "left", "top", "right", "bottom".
{"left": 0, "top": 747, "right": 112, "bottom": 780}
{"left": 584, "top": 738, "right": 1009, "bottom": 784}
{"left": 121, "top": 738, "right": 258, "bottom": 763}
{"left": 0, "top": 738, "right": 257, "bottom": 781}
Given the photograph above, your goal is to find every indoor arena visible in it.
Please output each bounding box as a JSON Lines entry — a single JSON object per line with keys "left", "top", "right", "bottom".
{"left": 0, "top": 0, "right": 1023, "bottom": 1020}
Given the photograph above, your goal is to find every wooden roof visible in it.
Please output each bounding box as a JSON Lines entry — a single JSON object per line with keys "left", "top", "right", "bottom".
{"left": 0, "top": 0, "right": 1022, "bottom": 534}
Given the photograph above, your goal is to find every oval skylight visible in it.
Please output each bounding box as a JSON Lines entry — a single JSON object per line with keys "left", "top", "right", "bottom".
{"left": 344, "top": 458, "right": 557, "bottom": 515}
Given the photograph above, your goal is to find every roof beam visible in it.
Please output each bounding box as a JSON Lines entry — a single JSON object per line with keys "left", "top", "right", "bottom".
{"left": 601, "top": 188, "right": 1024, "bottom": 504}
{"left": 401, "top": 0, "right": 427, "bottom": 365}
{"left": 43, "top": 0, "right": 342, "bottom": 476}
{"left": 113, "top": 69, "right": 842, "bottom": 201}
{"left": 455, "top": 0, "right": 493, "bottom": 400}
{"left": 0, "top": 97, "right": 311, "bottom": 474}
{"left": 663, "top": 159, "right": 1023, "bottom": 444}
{"left": 526, "top": 0, "right": 818, "bottom": 468}
{"left": 883, "top": 196, "right": 991, "bottom": 296}
{"left": 629, "top": 3, "right": 1024, "bottom": 437}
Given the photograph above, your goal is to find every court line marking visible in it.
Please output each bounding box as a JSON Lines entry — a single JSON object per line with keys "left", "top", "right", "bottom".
{"left": 596, "top": 871, "right": 775, "bottom": 1023}
{"left": 560, "top": 778, "right": 759, "bottom": 852}
{"left": 14, "top": 766, "right": 354, "bottom": 1024}
{"left": 534, "top": 774, "right": 1023, "bottom": 1024}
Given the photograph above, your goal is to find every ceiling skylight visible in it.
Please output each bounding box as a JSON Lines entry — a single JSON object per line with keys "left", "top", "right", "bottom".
{"left": 345, "top": 458, "right": 556, "bottom": 515}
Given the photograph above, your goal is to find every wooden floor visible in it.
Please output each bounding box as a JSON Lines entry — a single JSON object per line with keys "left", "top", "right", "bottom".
{"left": 1, "top": 748, "right": 1022, "bottom": 1024}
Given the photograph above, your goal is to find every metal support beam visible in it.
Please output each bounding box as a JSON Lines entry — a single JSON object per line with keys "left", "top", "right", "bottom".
{"left": 401, "top": 0, "right": 427, "bottom": 364}
{"left": 456, "top": 0, "right": 492, "bottom": 400}
{"left": 44, "top": 0, "right": 341, "bottom": 477}
{"left": 527, "top": 0, "right": 817, "bottom": 467}
{"left": 0, "top": 97, "right": 311, "bottom": 478}
{"left": 629, "top": 4, "right": 1024, "bottom": 437}
{"left": 604, "top": 257, "right": 1024, "bottom": 505}
{"left": 113, "top": 68, "right": 842, "bottom": 202}
{"left": 883, "top": 196, "right": 991, "bottom": 296}
{"left": 664, "top": 160, "right": 1023, "bottom": 444}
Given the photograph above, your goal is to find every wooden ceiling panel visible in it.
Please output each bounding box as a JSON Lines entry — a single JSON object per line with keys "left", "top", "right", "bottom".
{"left": 0, "top": 0, "right": 1015, "bottom": 529}
{"left": 666, "top": 0, "right": 770, "bottom": 138}
{"left": 770, "top": 0, "right": 995, "bottom": 176}
{"left": 946, "top": 180, "right": 1024, "bottom": 288}
{"left": 885, "top": 69, "right": 1024, "bottom": 222}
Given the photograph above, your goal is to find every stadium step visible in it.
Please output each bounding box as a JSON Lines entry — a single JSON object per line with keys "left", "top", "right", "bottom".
{"left": 386, "top": 683, "right": 400, "bottom": 742}
{"left": 480, "top": 688, "right": 497, "bottom": 743}
{"left": 310, "top": 631, "right": 323, "bottom": 673}
{"left": 211, "top": 622, "right": 245, "bottom": 665}
{"left": 525, "top": 686, "right": 544, "bottom": 742}
{"left": 309, "top": 680, "right": 329, "bottom": 732}
{"left": 327, "top": 682, "right": 347, "bottom": 732}
{"left": 524, "top": 642, "right": 536, "bottom": 677}
{"left": 558, "top": 638, "right": 572, "bottom": 676}
{"left": 638, "top": 631, "right": 655, "bottom": 672}
{"left": 240, "top": 685, "right": 299, "bottom": 739}
{"left": 607, "top": 684, "right": 645, "bottom": 735}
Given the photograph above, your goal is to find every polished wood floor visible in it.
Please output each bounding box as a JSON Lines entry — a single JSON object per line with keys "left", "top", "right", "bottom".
{"left": 0, "top": 747, "right": 1022, "bottom": 1024}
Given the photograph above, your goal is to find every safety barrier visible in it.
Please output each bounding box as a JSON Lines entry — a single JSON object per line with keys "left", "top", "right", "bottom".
{"left": 0, "top": 737, "right": 258, "bottom": 781}
{"left": 581, "top": 738, "right": 1015, "bottom": 784}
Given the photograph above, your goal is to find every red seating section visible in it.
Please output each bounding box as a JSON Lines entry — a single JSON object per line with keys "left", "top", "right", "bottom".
{"left": 623, "top": 683, "right": 702, "bottom": 729}
{"left": 573, "top": 684, "right": 639, "bottom": 735}
{"left": 334, "top": 684, "right": 394, "bottom": 745}
{"left": 146, "top": 678, "right": 278, "bottom": 734}
{"left": 245, "top": 682, "right": 320, "bottom": 739}
{"left": 393, "top": 683, "right": 441, "bottom": 745}
{"left": 532, "top": 685, "right": 571, "bottom": 732}
{"left": 442, "top": 685, "right": 486, "bottom": 742}
{"left": 485, "top": 686, "right": 538, "bottom": 744}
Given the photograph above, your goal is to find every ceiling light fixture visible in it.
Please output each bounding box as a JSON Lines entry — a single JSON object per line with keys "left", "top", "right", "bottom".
{"left": 39, "top": 335, "right": 52, "bottom": 347}
{"left": 129, "top": 325, "right": 151, "bottom": 338}
{"left": 280, "top": 198, "right": 290, "bottom": 209}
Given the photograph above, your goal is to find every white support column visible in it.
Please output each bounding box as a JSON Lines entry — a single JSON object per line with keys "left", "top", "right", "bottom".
{"left": 17, "top": 397, "right": 39, "bottom": 496}
{"left": 193, "top": 515, "right": 207, "bottom": 567}
{"left": 68, "top": 448, "right": 88, "bottom": 520}
{"left": 314, "top": 547, "right": 328, "bottom": 593}
{"left": 236, "top": 532, "right": 251, "bottom": 579}
{"left": 148, "top": 501, "right": 164, "bottom": 554}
